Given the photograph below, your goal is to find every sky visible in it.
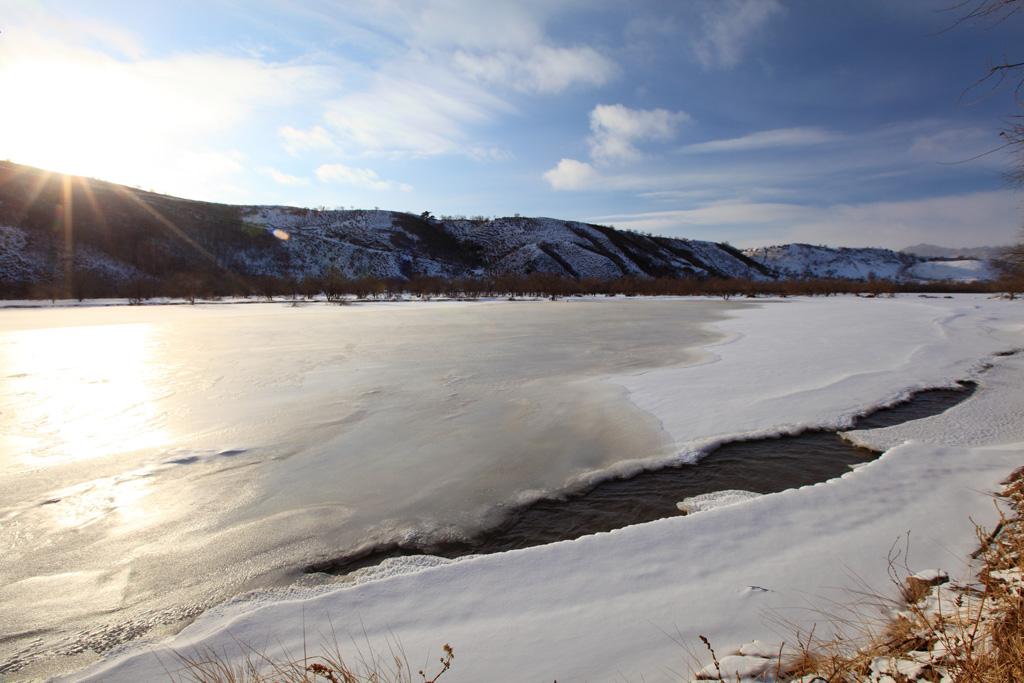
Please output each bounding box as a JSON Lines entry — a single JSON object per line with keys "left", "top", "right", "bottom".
{"left": 2, "top": 0, "right": 1023, "bottom": 249}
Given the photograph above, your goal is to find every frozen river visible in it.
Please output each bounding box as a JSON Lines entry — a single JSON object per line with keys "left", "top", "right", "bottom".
{"left": 0, "top": 298, "right": 740, "bottom": 679}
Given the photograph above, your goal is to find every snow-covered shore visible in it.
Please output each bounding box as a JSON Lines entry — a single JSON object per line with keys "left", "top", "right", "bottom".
{"left": 51, "top": 295, "right": 1024, "bottom": 683}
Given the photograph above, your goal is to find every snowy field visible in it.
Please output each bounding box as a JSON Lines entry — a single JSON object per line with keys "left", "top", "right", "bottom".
{"left": 1, "top": 295, "right": 1022, "bottom": 682}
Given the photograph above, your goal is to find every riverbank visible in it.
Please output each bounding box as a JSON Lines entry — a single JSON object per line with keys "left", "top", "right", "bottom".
{"left": 688, "top": 465, "right": 1024, "bottom": 683}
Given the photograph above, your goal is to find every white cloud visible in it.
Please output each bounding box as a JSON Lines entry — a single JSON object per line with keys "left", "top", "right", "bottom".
{"left": 8, "top": 1, "right": 146, "bottom": 59}
{"left": 279, "top": 125, "right": 337, "bottom": 155}
{"left": 589, "top": 191, "right": 1022, "bottom": 249}
{"left": 180, "top": 150, "right": 246, "bottom": 176}
{"left": 315, "top": 164, "right": 412, "bottom": 192}
{"left": 165, "top": 150, "right": 253, "bottom": 201}
{"left": 466, "top": 147, "right": 516, "bottom": 162}
{"left": 66, "top": 17, "right": 146, "bottom": 59}
{"left": 411, "top": 0, "right": 616, "bottom": 94}
{"left": 784, "top": 191, "right": 1022, "bottom": 249}
{"left": 588, "top": 104, "right": 690, "bottom": 164}
{"left": 413, "top": 0, "right": 545, "bottom": 52}
{"left": 681, "top": 127, "right": 838, "bottom": 154}
{"left": 543, "top": 159, "right": 602, "bottom": 190}
{"left": 454, "top": 45, "right": 615, "bottom": 94}
{"left": 543, "top": 162, "right": 755, "bottom": 195}
{"left": 258, "top": 167, "right": 310, "bottom": 186}
{"left": 909, "top": 127, "right": 999, "bottom": 163}
{"left": 590, "top": 202, "right": 815, "bottom": 237}
{"left": 693, "top": 0, "right": 783, "bottom": 69}
{"left": 322, "top": 62, "right": 513, "bottom": 158}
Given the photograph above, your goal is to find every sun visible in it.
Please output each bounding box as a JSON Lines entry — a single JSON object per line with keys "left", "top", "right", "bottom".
{"left": 0, "top": 23, "right": 228, "bottom": 195}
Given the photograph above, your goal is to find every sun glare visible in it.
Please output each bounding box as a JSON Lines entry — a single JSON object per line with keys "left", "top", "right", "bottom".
{"left": 1, "top": 31, "right": 228, "bottom": 193}
{"left": 3, "top": 57, "right": 148, "bottom": 182}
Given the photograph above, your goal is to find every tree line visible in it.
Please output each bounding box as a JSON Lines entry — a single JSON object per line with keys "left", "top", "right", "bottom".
{"left": 7, "top": 265, "right": 1022, "bottom": 304}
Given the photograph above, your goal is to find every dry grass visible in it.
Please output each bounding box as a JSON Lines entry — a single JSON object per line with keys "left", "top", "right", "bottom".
{"left": 945, "top": 470, "right": 1024, "bottom": 683}
{"left": 161, "top": 629, "right": 453, "bottom": 683}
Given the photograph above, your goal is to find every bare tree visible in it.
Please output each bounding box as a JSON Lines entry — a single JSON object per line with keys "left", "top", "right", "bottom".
{"left": 320, "top": 267, "right": 350, "bottom": 302}
{"left": 998, "top": 225, "right": 1024, "bottom": 280}
{"left": 166, "top": 271, "right": 209, "bottom": 304}
{"left": 949, "top": 2, "right": 1024, "bottom": 172}
{"left": 952, "top": 1, "right": 1024, "bottom": 266}
{"left": 952, "top": 1, "right": 1024, "bottom": 99}
{"left": 122, "top": 277, "right": 156, "bottom": 305}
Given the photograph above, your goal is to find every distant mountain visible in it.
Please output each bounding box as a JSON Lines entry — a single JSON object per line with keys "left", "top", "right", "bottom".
{"left": 0, "top": 162, "right": 1004, "bottom": 298}
{"left": 903, "top": 259, "right": 1000, "bottom": 282}
{"left": 900, "top": 243, "right": 1006, "bottom": 260}
{"left": 742, "top": 243, "right": 999, "bottom": 283}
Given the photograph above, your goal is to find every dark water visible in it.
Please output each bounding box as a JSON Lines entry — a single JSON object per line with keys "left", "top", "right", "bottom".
{"left": 308, "top": 383, "right": 976, "bottom": 576}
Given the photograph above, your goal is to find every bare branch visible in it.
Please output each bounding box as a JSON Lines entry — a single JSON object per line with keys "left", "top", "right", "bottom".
{"left": 945, "top": 0, "right": 1024, "bottom": 30}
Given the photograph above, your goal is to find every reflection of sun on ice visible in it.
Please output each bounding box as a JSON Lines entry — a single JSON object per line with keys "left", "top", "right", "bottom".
{"left": 0, "top": 323, "right": 169, "bottom": 467}
{"left": 49, "top": 469, "right": 156, "bottom": 530}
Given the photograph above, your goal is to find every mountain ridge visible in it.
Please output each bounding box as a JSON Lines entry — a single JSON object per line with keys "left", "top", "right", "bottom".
{"left": 900, "top": 243, "right": 1006, "bottom": 260}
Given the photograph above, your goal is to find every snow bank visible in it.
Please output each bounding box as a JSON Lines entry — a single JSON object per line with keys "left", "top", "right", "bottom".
{"left": 613, "top": 296, "right": 1021, "bottom": 464}
{"left": 845, "top": 351, "right": 1024, "bottom": 452}
{"left": 67, "top": 439, "right": 1024, "bottom": 683}
{"left": 58, "top": 296, "right": 1024, "bottom": 683}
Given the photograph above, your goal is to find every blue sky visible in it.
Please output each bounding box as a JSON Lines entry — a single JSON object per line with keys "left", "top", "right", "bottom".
{"left": 2, "top": 0, "right": 1022, "bottom": 248}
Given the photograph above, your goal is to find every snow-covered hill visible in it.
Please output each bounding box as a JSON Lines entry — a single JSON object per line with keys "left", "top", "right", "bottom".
{"left": 743, "top": 244, "right": 919, "bottom": 280}
{"left": 0, "top": 162, "right": 1006, "bottom": 294}
{"left": 240, "top": 207, "right": 773, "bottom": 281}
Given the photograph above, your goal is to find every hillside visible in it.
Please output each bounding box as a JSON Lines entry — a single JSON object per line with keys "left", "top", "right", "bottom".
{"left": 0, "top": 162, "right": 771, "bottom": 297}
{"left": 0, "top": 162, "right": 1006, "bottom": 298}
{"left": 743, "top": 243, "right": 920, "bottom": 280}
